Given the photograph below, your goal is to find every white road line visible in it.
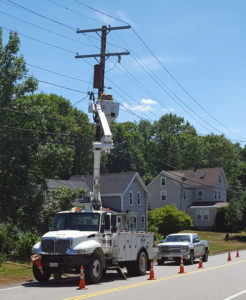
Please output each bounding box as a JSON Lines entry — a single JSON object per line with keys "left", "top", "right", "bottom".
{"left": 224, "top": 289, "right": 246, "bottom": 300}
{"left": 0, "top": 286, "right": 22, "bottom": 291}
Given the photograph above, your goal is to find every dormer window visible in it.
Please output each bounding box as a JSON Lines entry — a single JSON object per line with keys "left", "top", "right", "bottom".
{"left": 160, "top": 177, "right": 166, "bottom": 186}
{"left": 219, "top": 175, "right": 221, "bottom": 183}
{"left": 200, "top": 171, "right": 206, "bottom": 178}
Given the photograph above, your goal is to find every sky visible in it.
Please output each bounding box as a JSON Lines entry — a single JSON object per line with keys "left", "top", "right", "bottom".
{"left": 0, "top": 0, "right": 246, "bottom": 146}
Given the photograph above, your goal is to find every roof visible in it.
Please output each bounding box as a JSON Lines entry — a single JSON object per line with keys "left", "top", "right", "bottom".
{"left": 162, "top": 167, "right": 228, "bottom": 188}
{"left": 189, "top": 201, "right": 229, "bottom": 208}
{"left": 47, "top": 172, "right": 149, "bottom": 196}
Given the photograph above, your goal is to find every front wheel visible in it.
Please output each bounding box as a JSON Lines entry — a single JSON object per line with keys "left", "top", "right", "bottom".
{"left": 202, "top": 249, "right": 208, "bottom": 262}
{"left": 32, "top": 264, "right": 51, "bottom": 282}
{"left": 85, "top": 253, "right": 103, "bottom": 284}
{"left": 189, "top": 251, "right": 194, "bottom": 265}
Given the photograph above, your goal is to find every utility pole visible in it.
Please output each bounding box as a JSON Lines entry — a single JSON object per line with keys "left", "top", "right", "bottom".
{"left": 75, "top": 25, "right": 131, "bottom": 98}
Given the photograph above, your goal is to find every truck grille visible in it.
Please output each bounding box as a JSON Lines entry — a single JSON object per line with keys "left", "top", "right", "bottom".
{"left": 160, "top": 246, "right": 181, "bottom": 254}
{"left": 41, "top": 239, "right": 71, "bottom": 254}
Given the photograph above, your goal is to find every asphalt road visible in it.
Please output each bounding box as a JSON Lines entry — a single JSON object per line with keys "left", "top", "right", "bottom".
{"left": 1, "top": 250, "right": 246, "bottom": 300}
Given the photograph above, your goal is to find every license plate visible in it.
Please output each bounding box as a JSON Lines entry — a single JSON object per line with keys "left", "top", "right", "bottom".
{"left": 49, "top": 262, "right": 58, "bottom": 267}
{"left": 168, "top": 257, "right": 173, "bottom": 261}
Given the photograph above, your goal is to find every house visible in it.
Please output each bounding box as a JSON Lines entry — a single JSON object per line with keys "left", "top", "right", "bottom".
{"left": 47, "top": 172, "right": 150, "bottom": 231}
{"left": 147, "top": 167, "right": 228, "bottom": 229}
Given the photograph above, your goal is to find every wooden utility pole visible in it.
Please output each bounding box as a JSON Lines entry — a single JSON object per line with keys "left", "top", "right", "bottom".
{"left": 75, "top": 25, "right": 130, "bottom": 98}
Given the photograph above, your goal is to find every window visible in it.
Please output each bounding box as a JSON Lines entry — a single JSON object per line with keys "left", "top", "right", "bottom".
{"left": 214, "top": 191, "right": 217, "bottom": 200}
{"left": 197, "top": 190, "right": 203, "bottom": 201}
{"left": 133, "top": 217, "right": 137, "bottom": 229}
{"left": 141, "top": 215, "right": 145, "bottom": 229}
{"left": 117, "top": 216, "right": 122, "bottom": 226}
{"left": 196, "top": 208, "right": 209, "bottom": 221}
{"left": 183, "top": 191, "right": 187, "bottom": 200}
{"left": 137, "top": 192, "right": 141, "bottom": 205}
{"left": 160, "top": 177, "right": 166, "bottom": 186}
{"left": 129, "top": 192, "right": 133, "bottom": 205}
{"left": 219, "top": 175, "right": 221, "bottom": 183}
{"left": 160, "top": 190, "right": 167, "bottom": 201}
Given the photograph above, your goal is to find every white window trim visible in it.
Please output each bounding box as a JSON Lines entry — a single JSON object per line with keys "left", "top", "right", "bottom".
{"left": 197, "top": 190, "right": 203, "bottom": 201}
{"left": 137, "top": 191, "right": 141, "bottom": 205}
{"left": 160, "top": 190, "right": 167, "bottom": 201}
{"left": 129, "top": 191, "right": 133, "bottom": 206}
{"left": 141, "top": 215, "right": 145, "bottom": 229}
{"left": 160, "top": 176, "right": 166, "bottom": 186}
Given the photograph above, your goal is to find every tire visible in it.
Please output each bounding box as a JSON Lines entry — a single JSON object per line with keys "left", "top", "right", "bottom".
{"left": 189, "top": 251, "right": 194, "bottom": 265}
{"left": 126, "top": 262, "right": 136, "bottom": 276}
{"left": 85, "top": 253, "right": 103, "bottom": 284}
{"left": 202, "top": 249, "right": 208, "bottom": 262}
{"left": 32, "top": 264, "right": 51, "bottom": 282}
{"left": 135, "top": 251, "right": 147, "bottom": 276}
{"left": 157, "top": 258, "right": 164, "bottom": 265}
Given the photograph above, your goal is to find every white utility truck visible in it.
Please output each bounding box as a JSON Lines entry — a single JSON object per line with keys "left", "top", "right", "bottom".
{"left": 32, "top": 93, "right": 154, "bottom": 283}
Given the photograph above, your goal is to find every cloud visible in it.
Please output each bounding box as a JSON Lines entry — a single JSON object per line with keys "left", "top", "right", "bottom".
{"left": 132, "top": 98, "right": 158, "bottom": 112}
{"left": 141, "top": 99, "right": 158, "bottom": 105}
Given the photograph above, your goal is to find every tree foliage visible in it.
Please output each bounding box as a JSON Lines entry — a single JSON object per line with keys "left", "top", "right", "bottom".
{"left": 148, "top": 205, "right": 192, "bottom": 237}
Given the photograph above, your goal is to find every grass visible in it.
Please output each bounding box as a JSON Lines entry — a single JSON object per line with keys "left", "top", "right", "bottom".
{"left": 0, "top": 261, "right": 34, "bottom": 286}
{"left": 181, "top": 230, "right": 246, "bottom": 255}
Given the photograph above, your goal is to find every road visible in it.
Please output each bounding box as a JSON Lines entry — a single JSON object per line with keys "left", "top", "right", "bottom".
{"left": 1, "top": 251, "right": 246, "bottom": 300}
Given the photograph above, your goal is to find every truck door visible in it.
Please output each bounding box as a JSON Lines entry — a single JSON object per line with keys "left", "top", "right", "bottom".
{"left": 101, "top": 214, "right": 113, "bottom": 254}
{"left": 193, "top": 234, "right": 202, "bottom": 257}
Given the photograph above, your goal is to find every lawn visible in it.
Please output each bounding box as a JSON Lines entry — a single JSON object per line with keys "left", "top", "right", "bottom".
{"left": 0, "top": 261, "right": 34, "bottom": 286}
{"left": 182, "top": 230, "right": 246, "bottom": 255}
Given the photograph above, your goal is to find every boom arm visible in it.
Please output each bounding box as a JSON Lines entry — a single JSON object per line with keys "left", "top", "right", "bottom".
{"left": 89, "top": 93, "right": 119, "bottom": 210}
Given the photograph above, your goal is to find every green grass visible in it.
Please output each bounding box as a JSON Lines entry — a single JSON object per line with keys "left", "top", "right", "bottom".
{"left": 0, "top": 261, "right": 34, "bottom": 285}
{"left": 181, "top": 230, "right": 246, "bottom": 255}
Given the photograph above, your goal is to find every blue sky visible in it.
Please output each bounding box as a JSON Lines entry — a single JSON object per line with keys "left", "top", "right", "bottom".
{"left": 1, "top": 0, "right": 246, "bottom": 145}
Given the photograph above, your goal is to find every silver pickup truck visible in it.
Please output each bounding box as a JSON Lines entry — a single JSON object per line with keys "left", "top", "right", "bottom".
{"left": 157, "top": 233, "right": 209, "bottom": 265}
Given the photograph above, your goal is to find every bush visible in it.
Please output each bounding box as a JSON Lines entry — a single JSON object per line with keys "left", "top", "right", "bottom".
{"left": 14, "top": 231, "right": 40, "bottom": 260}
{"left": 0, "top": 221, "right": 19, "bottom": 257}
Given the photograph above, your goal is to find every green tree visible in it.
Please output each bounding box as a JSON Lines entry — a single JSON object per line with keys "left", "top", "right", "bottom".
{"left": 148, "top": 205, "right": 192, "bottom": 237}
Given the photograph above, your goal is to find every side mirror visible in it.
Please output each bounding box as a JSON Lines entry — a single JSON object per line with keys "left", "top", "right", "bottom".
{"left": 111, "top": 226, "right": 117, "bottom": 233}
{"left": 100, "top": 224, "right": 105, "bottom": 233}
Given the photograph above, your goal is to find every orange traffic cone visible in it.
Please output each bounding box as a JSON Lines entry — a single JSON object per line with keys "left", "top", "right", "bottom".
{"left": 148, "top": 260, "right": 156, "bottom": 280}
{"left": 31, "top": 254, "right": 44, "bottom": 274}
{"left": 77, "top": 266, "right": 87, "bottom": 290}
{"left": 178, "top": 256, "right": 185, "bottom": 274}
{"left": 236, "top": 249, "right": 240, "bottom": 258}
{"left": 227, "top": 250, "right": 232, "bottom": 262}
{"left": 198, "top": 253, "right": 203, "bottom": 269}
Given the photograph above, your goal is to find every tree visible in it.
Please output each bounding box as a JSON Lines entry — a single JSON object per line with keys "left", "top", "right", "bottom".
{"left": 148, "top": 205, "right": 192, "bottom": 237}
{"left": 38, "top": 187, "right": 86, "bottom": 233}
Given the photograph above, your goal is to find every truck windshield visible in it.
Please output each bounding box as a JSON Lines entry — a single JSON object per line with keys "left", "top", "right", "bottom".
{"left": 51, "top": 213, "right": 100, "bottom": 231}
{"left": 165, "top": 235, "right": 191, "bottom": 242}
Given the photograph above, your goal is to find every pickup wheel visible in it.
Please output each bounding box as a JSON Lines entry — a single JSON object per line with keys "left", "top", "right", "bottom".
{"left": 189, "top": 251, "right": 194, "bottom": 265}
{"left": 202, "top": 249, "right": 208, "bottom": 262}
{"left": 32, "top": 264, "right": 51, "bottom": 282}
{"left": 157, "top": 258, "right": 165, "bottom": 265}
{"left": 136, "top": 251, "right": 147, "bottom": 276}
{"left": 85, "top": 253, "right": 103, "bottom": 284}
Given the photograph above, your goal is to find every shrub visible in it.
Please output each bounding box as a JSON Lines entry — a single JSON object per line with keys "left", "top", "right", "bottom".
{"left": 14, "top": 231, "right": 40, "bottom": 260}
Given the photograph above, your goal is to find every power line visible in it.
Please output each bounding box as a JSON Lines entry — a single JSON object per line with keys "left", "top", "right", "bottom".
{"left": 0, "top": 10, "right": 98, "bottom": 48}
{"left": 1, "top": 26, "right": 75, "bottom": 54}
{"left": 72, "top": 0, "right": 129, "bottom": 26}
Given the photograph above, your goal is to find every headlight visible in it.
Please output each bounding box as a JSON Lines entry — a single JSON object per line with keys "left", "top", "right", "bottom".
{"left": 73, "top": 249, "right": 88, "bottom": 254}
{"left": 181, "top": 246, "right": 189, "bottom": 252}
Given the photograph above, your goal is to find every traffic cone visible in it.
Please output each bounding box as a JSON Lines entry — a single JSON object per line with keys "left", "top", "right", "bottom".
{"left": 77, "top": 266, "right": 87, "bottom": 290}
{"left": 178, "top": 256, "right": 185, "bottom": 274}
{"left": 148, "top": 260, "right": 156, "bottom": 280}
{"left": 227, "top": 250, "right": 232, "bottom": 262}
{"left": 236, "top": 249, "right": 240, "bottom": 258}
{"left": 31, "top": 254, "right": 44, "bottom": 274}
{"left": 198, "top": 253, "right": 203, "bottom": 268}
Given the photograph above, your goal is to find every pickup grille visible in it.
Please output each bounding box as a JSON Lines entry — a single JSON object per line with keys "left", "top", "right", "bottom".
{"left": 41, "top": 239, "right": 71, "bottom": 254}
{"left": 160, "top": 246, "right": 181, "bottom": 254}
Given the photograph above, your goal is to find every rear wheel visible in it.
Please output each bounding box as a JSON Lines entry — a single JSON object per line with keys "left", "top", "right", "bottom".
{"left": 32, "top": 264, "right": 51, "bottom": 282}
{"left": 135, "top": 251, "right": 147, "bottom": 275}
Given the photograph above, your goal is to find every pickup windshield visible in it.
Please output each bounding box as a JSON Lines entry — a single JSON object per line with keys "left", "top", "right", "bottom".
{"left": 164, "top": 235, "right": 191, "bottom": 243}
{"left": 51, "top": 213, "right": 100, "bottom": 231}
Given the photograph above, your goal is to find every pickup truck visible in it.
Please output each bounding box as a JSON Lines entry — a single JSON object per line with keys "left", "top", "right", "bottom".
{"left": 157, "top": 233, "right": 209, "bottom": 265}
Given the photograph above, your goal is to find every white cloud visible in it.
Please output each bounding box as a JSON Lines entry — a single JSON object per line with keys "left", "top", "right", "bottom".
{"left": 141, "top": 99, "right": 158, "bottom": 105}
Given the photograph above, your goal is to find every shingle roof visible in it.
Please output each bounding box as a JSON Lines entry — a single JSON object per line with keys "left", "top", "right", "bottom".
{"left": 190, "top": 201, "right": 229, "bottom": 207}
{"left": 71, "top": 172, "right": 137, "bottom": 194}
{"left": 163, "top": 167, "right": 227, "bottom": 188}
{"left": 47, "top": 178, "right": 88, "bottom": 190}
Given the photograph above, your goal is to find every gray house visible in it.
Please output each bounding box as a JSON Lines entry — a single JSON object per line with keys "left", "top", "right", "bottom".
{"left": 47, "top": 172, "right": 150, "bottom": 231}
{"left": 147, "top": 167, "right": 228, "bottom": 229}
